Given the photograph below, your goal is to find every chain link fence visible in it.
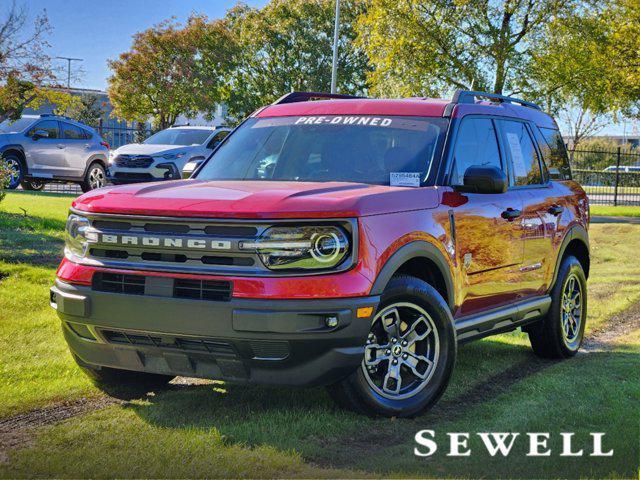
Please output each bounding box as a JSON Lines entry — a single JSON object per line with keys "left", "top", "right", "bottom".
{"left": 569, "top": 147, "right": 640, "bottom": 206}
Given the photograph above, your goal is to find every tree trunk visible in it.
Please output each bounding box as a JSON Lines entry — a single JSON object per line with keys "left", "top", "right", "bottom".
{"left": 493, "top": 60, "right": 506, "bottom": 94}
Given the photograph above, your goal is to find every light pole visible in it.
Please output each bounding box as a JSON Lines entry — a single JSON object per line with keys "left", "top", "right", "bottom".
{"left": 330, "top": 0, "right": 340, "bottom": 94}
{"left": 55, "top": 56, "right": 83, "bottom": 89}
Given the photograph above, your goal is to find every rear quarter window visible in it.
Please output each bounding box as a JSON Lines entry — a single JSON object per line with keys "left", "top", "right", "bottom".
{"left": 537, "top": 127, "right": 572, "bottom": 180}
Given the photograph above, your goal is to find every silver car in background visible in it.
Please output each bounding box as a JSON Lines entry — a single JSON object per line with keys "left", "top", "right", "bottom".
{"left": 0, "top": 114, "right": 110, "bottom": 191}
{"left": 107, "top": 125, "right": 231, "bottom": 184}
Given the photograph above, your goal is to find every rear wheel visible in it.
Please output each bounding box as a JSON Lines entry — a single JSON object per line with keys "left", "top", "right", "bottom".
{"left": 20, "top": 179, "right": 46, "bottom": 191}
{"left": 81, "top": 162, "right": 107, "bottom": 192}
{"left": 3, "top": 153, "right": 24, "bottom": 189}
{"left": 528, "top": 255, "right": 587, "bottom": 358}
{"left": 327, "top": 275, "right": 456, "bottom": 417}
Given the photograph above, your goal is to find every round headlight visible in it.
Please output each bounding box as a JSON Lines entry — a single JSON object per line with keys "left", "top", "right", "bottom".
{"left": 241, "top": 225, "right": 350, "bottom": 271}
{"left": 64, "top": 214, "right": 92, "bottom": 258}
{"left": 310, "top": 232, "right": 342, "bottom": 263}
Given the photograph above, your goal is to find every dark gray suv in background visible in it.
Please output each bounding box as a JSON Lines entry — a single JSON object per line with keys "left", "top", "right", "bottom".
{"left": 0, "top": 114, "right": 109, "bottom": 192}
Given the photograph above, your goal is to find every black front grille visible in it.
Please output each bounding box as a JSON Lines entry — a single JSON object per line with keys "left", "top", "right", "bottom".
{"left": 113, "top": 172, "right": 154, "bottom": 180}
{"left": 174, "top": 278, "right": 232, "bottom": 301}
{"left": 114, "top": 155, "right": 154, "bottom": 168}
{"left": 93, "top": 272, "right": 145, "bottom": 295}
{"left": 249, "top": 340, "right": 290, "bottom": 360}
{"left": 101, "top": 329, "right": 236, "bottom": 356}
{"left": 92, "top": 272, "right": 232, "bottom": 302}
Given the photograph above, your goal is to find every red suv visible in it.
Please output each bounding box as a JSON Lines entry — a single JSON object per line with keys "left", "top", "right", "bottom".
{"left": 51, "top": 90, "right": 589, "bottom": 417}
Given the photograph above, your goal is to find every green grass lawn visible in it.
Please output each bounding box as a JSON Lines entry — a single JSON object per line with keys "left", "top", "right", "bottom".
{"left": 590, "top": 205, "right": 640, "bottom": 217}
{"left": 0, "top": 191, "right": 638, "bottom": 478}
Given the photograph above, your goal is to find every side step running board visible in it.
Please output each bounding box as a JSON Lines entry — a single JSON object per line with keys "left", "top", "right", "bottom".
{"left": 455, "top": 296, "right": 551, "bottom": 343}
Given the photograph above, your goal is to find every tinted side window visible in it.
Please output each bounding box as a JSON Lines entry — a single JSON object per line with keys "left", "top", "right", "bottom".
{"left": 207, "top": 130, "right": 229, "bottom": 149}
{"left": 498, "top": 120, "right": 542, "bottom": 186}
{"left": 62, "top": 123, "right": 84, "bottom": 139}
{"left": 27, "top": 120, "right": 59, "bottom": 139}
{"left": 450, "top": 118, "right": 502, "bottom": 185}
{"left": 82, "top": 128, "right": 93, "bottom": 140}
{"left": 539, "top": 127, "right": 572, "bottom": 180}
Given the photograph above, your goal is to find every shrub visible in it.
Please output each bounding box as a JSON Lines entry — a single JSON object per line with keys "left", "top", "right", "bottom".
{"left": 0, "top": 160, "right": 12, "bottom": 204}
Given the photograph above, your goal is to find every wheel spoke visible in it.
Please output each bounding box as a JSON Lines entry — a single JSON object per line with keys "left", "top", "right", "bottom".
{"left": 404, "top": 351, "right": 433, "bottom": 380}
{"left": 382, "top": 361, "right": 402, "bottom": 394}
{"left": 401, "top": 316, "right": 432, "bottom": 346}
{"left": 381, "top": 308, "right": 401, "bottom": 338}
{"left": 364, "top": 343, "right": 391, "bottom": 367}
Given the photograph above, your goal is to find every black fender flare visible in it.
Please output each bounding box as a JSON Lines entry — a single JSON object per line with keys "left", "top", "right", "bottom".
{"left": 369, "top": 240, "right": 455, "bottom": 310}
{"left": 83, "top": 155, "right": 108, "bottom": 176}
{"left": 550, "top": 224, "right": 590, "bottom": 290}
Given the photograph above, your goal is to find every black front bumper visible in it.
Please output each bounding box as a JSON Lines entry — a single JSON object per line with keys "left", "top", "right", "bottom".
{"left": 51, "top": 279, "right": 379, "bottom": 387}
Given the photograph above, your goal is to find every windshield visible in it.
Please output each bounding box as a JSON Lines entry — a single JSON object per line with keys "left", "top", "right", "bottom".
{"left": 143, "top": 128, "right": 212, "bottom": 146}
{"left": 0, "top": 117, "right": 36, "bottom": 133}
{"left": 196, "top": 116, "right": 448, "bottom": 185}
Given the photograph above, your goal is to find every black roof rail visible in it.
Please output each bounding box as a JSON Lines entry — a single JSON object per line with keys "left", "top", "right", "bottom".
{"left": 443, "top": 89, "right": 541, "bottom": 116}
{"left": 272, "top": 91, "right": 363, "bottom": 105}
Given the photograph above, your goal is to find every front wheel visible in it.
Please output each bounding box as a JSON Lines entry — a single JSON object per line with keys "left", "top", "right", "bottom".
{"left": 327, "top": 275, "right": 456, "bottom": 417}
{"left": 81, "top": 162, "right": 107, "bottom": 192}
{"left": 3, "top": 153, "right": 24, "bottom": 189}
{"left": 527, "top": 255, "right": 587, "bottom": 358}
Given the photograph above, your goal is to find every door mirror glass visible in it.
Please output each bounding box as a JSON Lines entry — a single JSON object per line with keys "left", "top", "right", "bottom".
{"left": 458, "top": 166, "right": 507, "bottom": 194}
{"left": 32, "top": 129, "right": 49, "bottom": 139}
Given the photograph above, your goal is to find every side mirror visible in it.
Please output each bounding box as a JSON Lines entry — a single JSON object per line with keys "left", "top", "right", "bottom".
{"left": 182, "top": 160, "right": 203, "bottom": 179}
{"left": 458, "top": 166, "right": 507, "bottom": 194}
{"left": 32, "top": 129, "right": 49, "bottom": 140}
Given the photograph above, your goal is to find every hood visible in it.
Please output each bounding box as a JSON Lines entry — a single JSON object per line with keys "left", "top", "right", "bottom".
{"left": 113, "top": 143, "right": 194, "bottom": 156}
{"left": 72, "top": 180, "right": 441, "bottom": 219}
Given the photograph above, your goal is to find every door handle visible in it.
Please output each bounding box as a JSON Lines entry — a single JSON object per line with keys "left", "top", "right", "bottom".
{"left": 548, "top": 205, "right": 564, "bottom": 216}
{"left": 56, "top": 144, "right": 65, "bottom": 149}
{"left": 84, "top": 143, "right": 91, "bottom": 149}
{"left": 501, "top": 208, "right": 522, "bottom": 220}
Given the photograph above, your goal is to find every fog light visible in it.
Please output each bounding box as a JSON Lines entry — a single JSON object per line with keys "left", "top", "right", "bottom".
{"left": 325, "top": 315, "right": 339, "bottom": 328}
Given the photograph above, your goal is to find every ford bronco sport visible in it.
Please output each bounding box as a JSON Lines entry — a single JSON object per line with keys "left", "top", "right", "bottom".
{"left": 51, "top": 90, "right": 589, "bottom": 417}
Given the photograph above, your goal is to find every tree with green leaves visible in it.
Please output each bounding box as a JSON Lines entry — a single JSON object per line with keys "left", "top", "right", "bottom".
{"left": 0, "top": 1, "right": 77, "bottom": 122}
{"left": 107, "top": 15, "right": 236, "bottom": 130}
{"left": 223, "top": 0, "right": 370, "bottom": 120}
{"left": 67, "top": 93, "right": 103, "bottom": 127}
{"left": 529, "top": 0, "right": 640, "bottom": 147}
{"left": 357, "top": 0, "right": 575, "bottom": 97}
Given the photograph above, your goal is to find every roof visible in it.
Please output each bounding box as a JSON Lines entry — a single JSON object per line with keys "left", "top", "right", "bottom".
{"left": 256, "top": 96, "right": 557, "bottom": 129}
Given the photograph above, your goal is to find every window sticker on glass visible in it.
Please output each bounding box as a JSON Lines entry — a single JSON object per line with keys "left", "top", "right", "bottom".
{"left": 390, "top": 172, "right": 421, "bottom": 187}
{"left": 251, "top": 116, "right": 434, "bottom": 132}
{"left": 506, "top": 132, "right": 528, "bottom": 177}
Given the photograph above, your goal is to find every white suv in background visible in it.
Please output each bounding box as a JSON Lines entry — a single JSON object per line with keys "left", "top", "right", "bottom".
{"left": 107, "top": 125, "right": 231, "bottom": 184}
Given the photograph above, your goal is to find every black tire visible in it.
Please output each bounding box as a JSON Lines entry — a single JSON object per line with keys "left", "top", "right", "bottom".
{"left": 528, "top": 255, "right": 587, "bottom": 359}
{"left": 20, "top": 179, "right": 46, "bottom": 191}
{"left": 80, "top": 162, "right": 107, "bottom": 192}
{"left": 327, "top": 275, "right": 456, "bottom": 417}
{"left": 3, "top": 153, "right": 24, "bottom": 189}
{"left": 73, "top": 354, "right": 173, "bottom": 397}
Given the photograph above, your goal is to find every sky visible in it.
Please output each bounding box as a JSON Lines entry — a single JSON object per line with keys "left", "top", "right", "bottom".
{"left": 15, "top": 0, "right": 633, "bottom": 135}
{"left": 23, "top": 0, "right": 267, "bottom": 90}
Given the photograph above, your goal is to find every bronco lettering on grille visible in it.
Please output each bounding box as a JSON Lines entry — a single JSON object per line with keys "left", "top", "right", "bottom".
{"left": 98, "top": 233, "right": 232, "bottom": 250}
